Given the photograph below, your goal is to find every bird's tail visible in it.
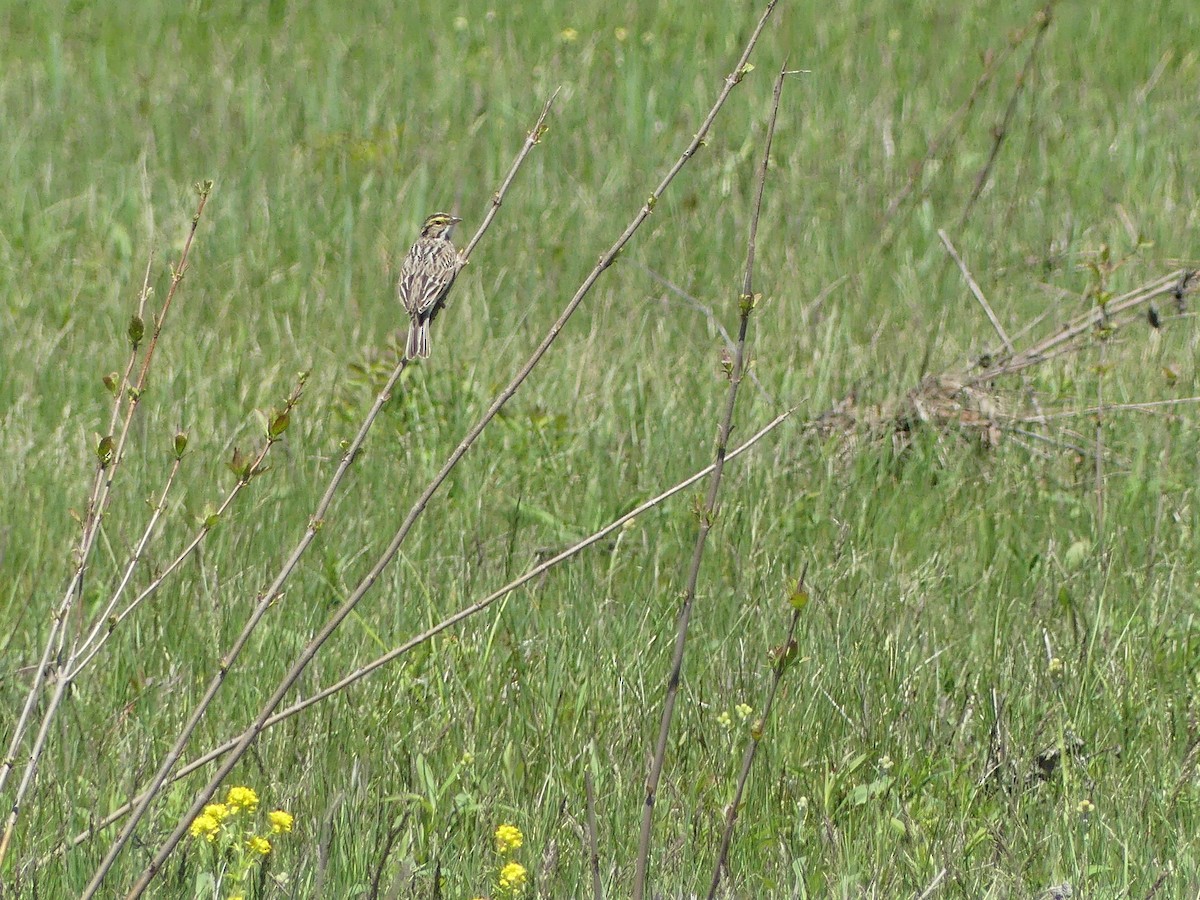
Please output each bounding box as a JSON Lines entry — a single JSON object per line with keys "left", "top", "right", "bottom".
{"left": 406, "top": 321, "right": 431, "bottom": 360}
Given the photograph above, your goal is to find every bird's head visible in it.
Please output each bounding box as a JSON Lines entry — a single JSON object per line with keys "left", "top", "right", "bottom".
{"left": 420, "top": 212, "right": 462, "bottom": 239}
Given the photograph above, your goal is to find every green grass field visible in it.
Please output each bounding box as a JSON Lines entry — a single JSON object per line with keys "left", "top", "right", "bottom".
{"left": 4, "top": 0, "right": 1200, "bottom": 896}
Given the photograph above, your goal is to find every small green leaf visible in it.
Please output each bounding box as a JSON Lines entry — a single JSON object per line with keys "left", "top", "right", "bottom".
{"left": 227, "top": 447, "right": 251, "bottom": 480}
{"left": 788, "top": 581, "right": 809, "bottom": 611}
{"left": 96, "top": 435, "right": 115, "bottom": 467}
{"left": 128, "top": 315, "right": 145, "bottom": 345}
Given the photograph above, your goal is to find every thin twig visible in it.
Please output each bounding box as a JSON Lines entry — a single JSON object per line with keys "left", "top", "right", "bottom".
{"left": 914, "top": 867, "right": 948, "bottom": 900}
{"left": 0, "top": 187, "right": 208, "bottom": 869}
{"left": 703, "top": 75, "right": 795, "bottom": 900}
{"left": 938, "top": 228, "right": 1050, "bottom": 426}
{"left": 1095, "top": 339, "right": 1107, "bottom": 570}
{"left": 1014, "top": 396, "right": 1200, "bottom": 423}
{"left": 938, "top": 229, "right": 1013, "bottom": 354}
{"left": 459, "top": 92, "right": 558, "bottom": 264}
{"left": 958, "top": 4, "right": 1053, "bottom": 229}
{"left": 0, "top": 451, "right": 186, "bottom": 866}
{"left": 974, "top": 269, "right": 1193, "bottom": 381}
{"left": 68, "top": 378, "right": 305, "bottom": 680}
{"left": 705, "top": 569, "right": 805, "bottom": 900}
{"left": 880, "top": 40, "right": 1012, "bottom": 233}
{"left": 83, "top": 102, "right": 558, "bottom": 899}
{"left": 0, "top": 249, "right": 154, "bottom": 814}
{"left": 639, "top": 263, "right": 774, "bottom": 404}
{"left": 632, "top": 53, "right": 786, "bottom": 900}
{"left": 48, "top": 409, "right": 794, "bottom": 862}
{"left": 74, "top": 455, "right": 186, "bottom": 654}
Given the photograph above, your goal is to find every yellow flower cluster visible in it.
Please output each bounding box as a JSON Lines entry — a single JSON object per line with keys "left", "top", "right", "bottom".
{"left": 490, "top": 822, "right": 528, "bottom": 897}
{"left": 269, "top": 809, "right": 295, "bottom": 833}
{"left": 499, "top": 861, "right": 528, "bottom": 894}
{"left": 225, "top": 785, "right": 259, "bottom": 813}
{"left": 203, "top": 802, "right": 231, "bottom": 823}
{"left": 188, "top": 813, "right": 220, "bottom": 842}
{"left": 494, "top": 823, "right": 523, "bottom": 854}
{"left": 188, "top": 784, "right": 293, "bottom": 892}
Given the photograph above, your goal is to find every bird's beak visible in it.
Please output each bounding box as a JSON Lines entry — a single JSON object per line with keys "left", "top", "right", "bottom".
{"left": 451, "top": 216, "right": 463, "bottom": 224}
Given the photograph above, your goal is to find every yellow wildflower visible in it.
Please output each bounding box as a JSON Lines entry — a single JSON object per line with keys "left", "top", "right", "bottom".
{"left": 498, "top": 861, "right": 528, "bottom": 894}
{"left": 202, "top": 803, "right": 230, "bottom": 823}
{"left": 188, "top": 813, "right": 220, "bottom": 842}
{"left": 494, "top": 823, "right": 523, "bottom": 854}
{"left": 246, "top": 835, "right": 272, "bottom": 856}
{"left": 559, "top": 28, "right": 578, "bottom": 42}
{"left": 614, "top": 27, "right": 628, "bottom": 42}
{"left": 225, "top": 786, "right": 259, "bottom": 813}
{"left": 269, "top": 809, "right": 295, "bottom": 834}
{"left": 735, "top": 703, "right": 753, "bottom": 721}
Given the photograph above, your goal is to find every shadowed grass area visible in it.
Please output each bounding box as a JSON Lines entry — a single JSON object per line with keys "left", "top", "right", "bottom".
{"left": 3, "top": 0, "right": 1200, "bottom": 896}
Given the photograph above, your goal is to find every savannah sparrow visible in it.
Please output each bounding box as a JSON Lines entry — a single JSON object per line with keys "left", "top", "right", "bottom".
{"left": 399, "top": 212, "right": 463, "bottom": 359}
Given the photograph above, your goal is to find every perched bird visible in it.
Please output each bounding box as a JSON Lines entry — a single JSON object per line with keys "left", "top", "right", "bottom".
{"left": 398, "top": 212, "right": 463, "bottom": 359}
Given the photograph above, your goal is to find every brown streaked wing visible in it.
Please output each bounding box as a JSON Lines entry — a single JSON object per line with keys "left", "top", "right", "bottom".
{"left": 398, "top": 238, "right": 459, "bottom": 318}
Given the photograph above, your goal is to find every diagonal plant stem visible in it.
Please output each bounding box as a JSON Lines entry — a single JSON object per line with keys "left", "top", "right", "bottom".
{"left": 974, "top": 269, "right": 1194, "bottom": 381}
{"left": 631, "top": 57, "right": 790, "bottom": 900}
{"left": 79, "top": 94, "right": 557, "bottom": 899}
{"left": 68, "top": 376, "right": 307, "bottom": 679}
{"left": 48, "top": 408, "right": 793, "bottom": 861}
{"left": 116, "top": 9, "right": 778, "bottom": 892}
{"left": 0, "top": 255, "right": 153, "bottom": 815}
{"left": 0, "top": 187, "right": 209, "bottom": 868}
{"left": 958, "top": 2, "right": 1054, "bottom": 230}
{"left": 937, "top": 229, "right": 1013, "bottom": 354}
{"left": 705, "top": 572, "right": 805, "bottom": 900}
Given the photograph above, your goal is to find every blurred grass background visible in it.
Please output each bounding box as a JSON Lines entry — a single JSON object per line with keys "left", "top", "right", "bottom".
{"left": 3, "top": 0, "right": 1200, "bottom": 895}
